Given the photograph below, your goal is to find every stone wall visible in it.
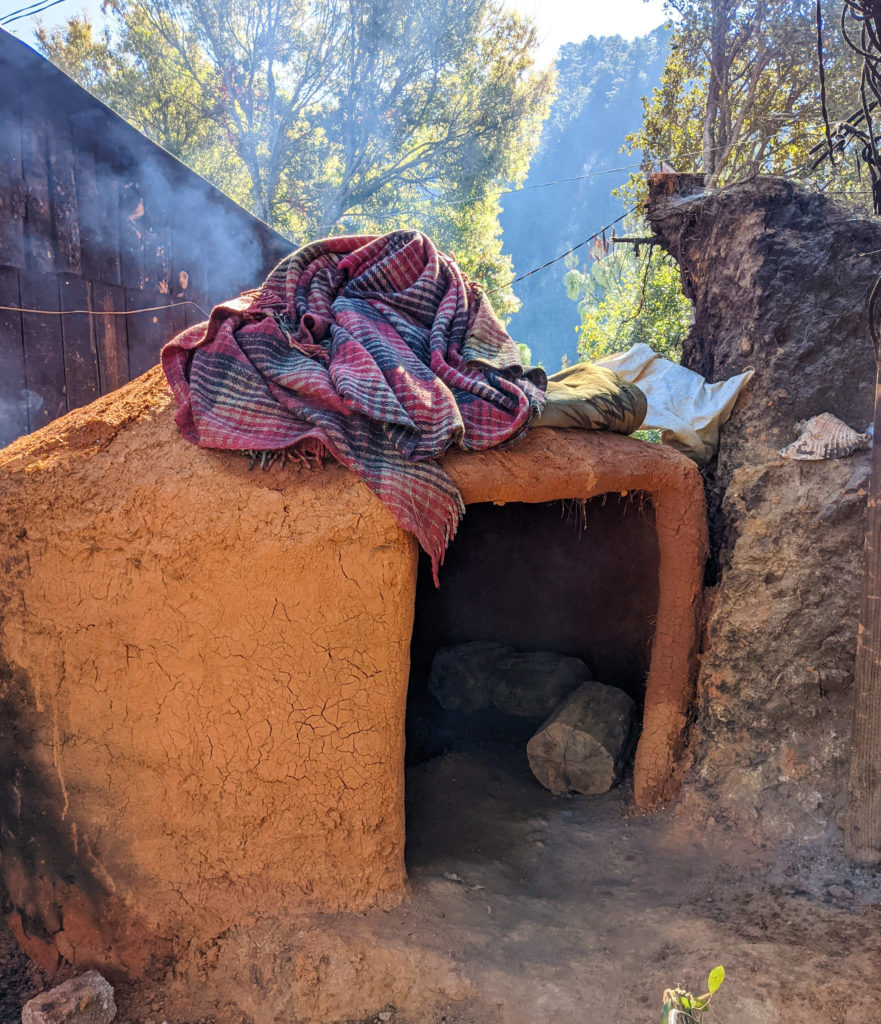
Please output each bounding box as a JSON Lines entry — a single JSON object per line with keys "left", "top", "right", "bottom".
{"left": 647, "top": 174, "right": 880, "bottom": 844}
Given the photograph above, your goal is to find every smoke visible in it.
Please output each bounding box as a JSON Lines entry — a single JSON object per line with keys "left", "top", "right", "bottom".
{"left": 113, "top": 153, "right": 292, "bottom": 306}
{"left": 0, "top": 37, "right": 295, "bottom": 454}
{"left": 0, "top": 391, "right": 42, "bottom": 450}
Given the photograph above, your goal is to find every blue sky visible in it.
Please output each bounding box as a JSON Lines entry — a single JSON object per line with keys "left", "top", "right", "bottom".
{"left": 1, "top": 0, "right": 671, "bottom": 58}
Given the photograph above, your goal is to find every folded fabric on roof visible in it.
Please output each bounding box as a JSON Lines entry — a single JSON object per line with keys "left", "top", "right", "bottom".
{"left": 539, "top": 361, "right": 647, "bottom": 434}
{"left": 162, "top": 230, "right": 547, "bottom": 580}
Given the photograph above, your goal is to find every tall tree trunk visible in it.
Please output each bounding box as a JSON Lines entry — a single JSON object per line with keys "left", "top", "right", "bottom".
{"left": 846, "top": 352, "right": 881, "bottom": 866}
{"left": 702, "top": 0, "right": 729, "bottom": 178}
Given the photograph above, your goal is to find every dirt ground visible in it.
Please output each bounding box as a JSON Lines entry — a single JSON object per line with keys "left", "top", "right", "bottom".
{"left": 3, "top": 743, "right": 881, "bottom": 1024}
{"left": 0, "top": 923, "right": 43, "bottom": 1024}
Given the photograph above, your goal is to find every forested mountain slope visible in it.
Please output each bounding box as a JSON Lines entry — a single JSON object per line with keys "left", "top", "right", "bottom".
{"left": 501, "top": 27, "right": 670, "bottom": 370}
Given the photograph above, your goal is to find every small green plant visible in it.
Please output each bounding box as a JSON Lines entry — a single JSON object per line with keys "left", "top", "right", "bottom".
{"left": 660, "top": 965, "right": 725, "bottom": 1024}
{"left": 630, "top": 428, "right": 662, "bottom": 444}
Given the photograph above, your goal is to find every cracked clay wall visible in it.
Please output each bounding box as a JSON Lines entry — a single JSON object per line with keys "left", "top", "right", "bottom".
{"left": 0, "top": 368, "right": 416, "bottom": 976}
{"left": 0, "top": 367, "right": 705, "bottom": 978}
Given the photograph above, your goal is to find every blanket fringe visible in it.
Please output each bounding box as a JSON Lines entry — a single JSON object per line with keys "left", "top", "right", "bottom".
{"left": 243, "top": 439, "right": 328, "bottom": 472}
{"left": 429, "top": 492, "right": 465, "bottom": 587}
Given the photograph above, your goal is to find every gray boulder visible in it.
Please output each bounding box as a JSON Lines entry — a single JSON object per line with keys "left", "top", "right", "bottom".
{"left": 427, "top": 642, "right": 514, "bottom": 712}
{"left": 427, "top": 644, "right": 591, "bottom": 719}
{"left": 527, "top": 681, "right": 636, "bottom": 795}
{"left": 22, "top": 972, "right": 116, "bottom": 1024}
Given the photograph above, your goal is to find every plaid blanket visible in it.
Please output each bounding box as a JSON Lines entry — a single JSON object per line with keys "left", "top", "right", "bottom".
{"left": 161, "top": 231, "right": 546, "bottom": 580}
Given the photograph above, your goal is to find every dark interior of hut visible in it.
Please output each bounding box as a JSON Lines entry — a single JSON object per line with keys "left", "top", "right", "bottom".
{"left": 404, "top": 493, "right": 660, "bottom": 862}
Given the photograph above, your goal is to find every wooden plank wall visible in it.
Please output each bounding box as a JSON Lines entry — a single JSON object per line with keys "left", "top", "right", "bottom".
{"left": 0, "top": 30, "right": 293, "bottom": 448}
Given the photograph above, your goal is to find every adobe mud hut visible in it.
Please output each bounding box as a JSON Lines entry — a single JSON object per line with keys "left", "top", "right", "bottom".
{"left": 0, "top": 25, "right": 708, "bottom": 985}
{"left": 4, "top": 21, "right": 877, "bottom": 1012}
{"left": 0, "top": 364, "right": 705, "bottom": 976}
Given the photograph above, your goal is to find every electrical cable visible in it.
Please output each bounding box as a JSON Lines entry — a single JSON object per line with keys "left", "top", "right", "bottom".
{"left": 1, "top": 0, "right": 69, "bottom": 26}
{"left": 0, "top": 0, "right": 62, "bottom": 23}
{"left": 486, "top": 208, "right": 634, "bottom": 296}
{"left": 817, "top": 0, "right": 837, "bottom": 164}
{"left": 0, "top": 299, "right": 209, "bottom": 317}
{"left": 830, "top": 0, "right": 881, "bottom": 213}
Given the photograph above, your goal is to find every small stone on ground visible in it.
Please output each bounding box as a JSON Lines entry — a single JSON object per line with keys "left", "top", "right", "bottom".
{"left": 21, "top": 971, "right": 116, "bottom": 1024}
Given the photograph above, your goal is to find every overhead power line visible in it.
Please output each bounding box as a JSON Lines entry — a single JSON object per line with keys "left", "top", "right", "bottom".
{"left": 487, "top": 208, "right": 634, "bottom": 296}
{"left": 0, "top": 299, "right": 208, "bottom": 317}
{"left": 1, "top": 0, "right": 69, "bottom": 26}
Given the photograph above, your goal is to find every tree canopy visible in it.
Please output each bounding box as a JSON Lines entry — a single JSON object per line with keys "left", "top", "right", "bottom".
{"left": 562, "top": 2, "right": 871, "bottom": 375}
{"left": 564, "top": 233, "right": 691, "bottom": 364}
{"left": 626, "top": 0, "right": 866, "bottom": 198}
{"left": 38, "top": 0, "right": 554, "bottom": 314}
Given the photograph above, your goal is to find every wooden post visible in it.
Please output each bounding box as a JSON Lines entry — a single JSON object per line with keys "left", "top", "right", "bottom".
{"left": 846, "top": 288, "right": 881, "bottom": 864}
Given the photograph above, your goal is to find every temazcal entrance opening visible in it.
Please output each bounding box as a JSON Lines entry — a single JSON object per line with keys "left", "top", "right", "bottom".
{"left": 410, "top": 496, "right": 659, "bottom": 714}
{"left": 405, "top": 434, "right": 704, "bottom": 863}
{"left": 405, "top": 491, "right": 661, "bottom": 862}
{"left": 435, "top": 431, "right": 706, "bottom": 802}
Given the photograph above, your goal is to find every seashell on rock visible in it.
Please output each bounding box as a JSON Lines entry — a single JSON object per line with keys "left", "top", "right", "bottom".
{"left": 779, "top": 412, "right": 871, "bottom": 461}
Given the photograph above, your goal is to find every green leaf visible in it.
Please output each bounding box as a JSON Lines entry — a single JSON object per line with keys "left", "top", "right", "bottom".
{"left": 707, "top": 965, "right": 725, "bottom": 993}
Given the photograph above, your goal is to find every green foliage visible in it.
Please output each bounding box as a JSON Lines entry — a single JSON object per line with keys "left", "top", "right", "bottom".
{"left": 37, "top": 11, "right": 235, "bottom": 189}
{"left": 538, "top": 30, "right": 670, "bottom": 158}
{"left": 582, "top": 2, "right": 871, "bottom": 373}
{"left": 499, "top": 27, "right": 670, "bottom": 367}
{"left": 620, "top": 0, "right": 868, "bottom": 207}
{"left": 37, "top": 0, "right": 554, "bottom": 314}
{"left": 564, "top": 226, "right": 691, "bottom": 364}
{"left": 584, "top": 3, "right": 869, "bottom": 377}
{"left": 661, "top": 965, "right": 725, "bottom": 1024}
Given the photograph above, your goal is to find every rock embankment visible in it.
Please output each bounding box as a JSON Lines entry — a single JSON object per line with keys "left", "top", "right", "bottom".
{"left": 648, "top": 174, "right": 879, "bottom": 844}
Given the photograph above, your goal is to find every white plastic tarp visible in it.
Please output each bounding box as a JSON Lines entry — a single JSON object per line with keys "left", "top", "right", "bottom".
{"left": 595, "top": 343, "right": 754, "bottom": 464}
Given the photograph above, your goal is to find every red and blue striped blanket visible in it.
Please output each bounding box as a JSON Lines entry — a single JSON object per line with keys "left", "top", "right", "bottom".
{"left": 161, "top": 230, "right": 546, "bottom": 579}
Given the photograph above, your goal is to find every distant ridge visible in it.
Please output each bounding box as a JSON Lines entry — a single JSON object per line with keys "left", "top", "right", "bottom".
{"left": 501, "top": 27, "right": 670, "bottom": 371}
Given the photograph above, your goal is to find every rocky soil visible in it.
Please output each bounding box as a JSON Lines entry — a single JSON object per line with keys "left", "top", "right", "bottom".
{"left": 647, "top": 175, "right": 881, "bottom": 847}
{"left": 0, "top": 922, "right": 44, "bottom": 1024}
